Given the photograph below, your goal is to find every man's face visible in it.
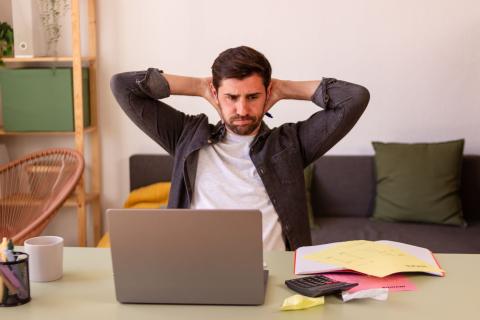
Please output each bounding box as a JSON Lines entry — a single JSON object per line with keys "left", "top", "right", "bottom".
{"left": 212, "top": 74, "right": 270, "bottom": 136}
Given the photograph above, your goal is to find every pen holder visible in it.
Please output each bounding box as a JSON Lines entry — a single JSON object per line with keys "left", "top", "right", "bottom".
{"left": 0, "top": 252, "right": 31, "bottom": 307}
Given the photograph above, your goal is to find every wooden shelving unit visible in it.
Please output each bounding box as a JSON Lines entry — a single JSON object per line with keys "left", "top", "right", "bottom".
{"left": 0, "top": 126, "right": 97, "bottom": 136}
{"left": 1, "top": 0, "right": 102, "bottom": 246}
{"left": 2, "top": 56, "right": 95, "bottom": 63}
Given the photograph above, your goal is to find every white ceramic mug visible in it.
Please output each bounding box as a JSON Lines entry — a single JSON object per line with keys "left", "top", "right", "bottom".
{"left": 24, "top": 236, "right": 64, "bottom": 282}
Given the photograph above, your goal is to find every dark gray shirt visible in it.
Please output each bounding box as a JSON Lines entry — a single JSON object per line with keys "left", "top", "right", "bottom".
{"left": 110, "top": 68, "right": 370, "bottom": 250}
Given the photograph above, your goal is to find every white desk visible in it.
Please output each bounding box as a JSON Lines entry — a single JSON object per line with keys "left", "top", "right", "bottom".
{"left": 3, "top": 248, "right": 479, "bottom": 319}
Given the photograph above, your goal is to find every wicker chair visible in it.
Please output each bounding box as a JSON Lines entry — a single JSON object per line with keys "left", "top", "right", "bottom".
{"left": 0, "top": 148, "right": 84, "bottom": 244}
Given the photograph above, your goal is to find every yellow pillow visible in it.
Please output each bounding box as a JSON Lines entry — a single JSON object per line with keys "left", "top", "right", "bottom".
{"left": 123, "top": 182, "right": 171, "bottom": 208}
{"left": 96, "top": 233, "right": 111, "bottom": 248}
{"left": 97, "top": 182, "right": 171, "bottom": 248}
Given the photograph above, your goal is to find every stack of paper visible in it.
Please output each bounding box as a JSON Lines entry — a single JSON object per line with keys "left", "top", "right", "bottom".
{"left": 295, "top": 240, "right": 445, "bottom": 277}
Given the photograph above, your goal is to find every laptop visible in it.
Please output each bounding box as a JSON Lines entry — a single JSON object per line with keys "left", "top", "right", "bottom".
{"left": 107, "top": 208, "right": 267, "bottom": 305}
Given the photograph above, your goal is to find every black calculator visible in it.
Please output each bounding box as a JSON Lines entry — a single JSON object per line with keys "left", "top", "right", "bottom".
{"left": 285, "top": 275, "right": 358, "bottom": 297}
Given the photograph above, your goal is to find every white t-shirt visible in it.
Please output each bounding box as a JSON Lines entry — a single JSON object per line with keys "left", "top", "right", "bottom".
{"left": 189, "top": 131, "right": 286, "bottom": 251}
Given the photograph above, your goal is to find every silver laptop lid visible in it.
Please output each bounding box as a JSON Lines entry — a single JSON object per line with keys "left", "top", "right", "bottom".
{"left": 107, "top": 209, "right": 265, "bottom": 305}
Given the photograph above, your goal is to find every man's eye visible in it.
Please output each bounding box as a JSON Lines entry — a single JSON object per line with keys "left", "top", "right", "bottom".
{"left": 248, "top": 95, "right": 259, "bottom": 101}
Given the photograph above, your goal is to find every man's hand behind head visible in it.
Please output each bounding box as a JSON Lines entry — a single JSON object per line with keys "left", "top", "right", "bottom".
{"left": 264, "top": 79, "right": 284, "bottom": 114}
{"left": 202, "top": 77, "right": 221, "bottom": 115}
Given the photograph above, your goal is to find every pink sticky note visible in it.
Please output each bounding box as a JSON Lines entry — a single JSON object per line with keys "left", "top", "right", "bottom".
{"left": 323, "top": 273, "right": 417, "bottom": 293}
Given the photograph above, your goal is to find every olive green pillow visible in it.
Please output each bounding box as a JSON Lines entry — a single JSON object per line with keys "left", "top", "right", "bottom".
{"left": 372, "top": 140, "right": 466, "bottom": 226}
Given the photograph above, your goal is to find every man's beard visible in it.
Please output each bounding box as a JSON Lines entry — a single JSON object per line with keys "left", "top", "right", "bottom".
{"left": 224, "top": 114, "right": 262, "bottom": 136}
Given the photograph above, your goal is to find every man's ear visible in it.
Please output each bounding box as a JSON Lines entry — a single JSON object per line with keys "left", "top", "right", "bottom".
{"left": 209, "top": 82, "right": 218, "bottom": 101}
{"left": 209, "top": 82, "right": 222, "bottom": 120}
{"left": 266, "top": 82, "right": 272, "bottom": 100}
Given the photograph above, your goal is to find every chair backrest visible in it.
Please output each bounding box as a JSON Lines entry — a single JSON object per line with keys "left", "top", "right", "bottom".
{"left": 129, "top": 154, "right": 173, "bottom": 190}
{"left": 0, "top": 148, "right": 84, "bottom": 244}
{"left": 128, "top": 154, "right": 480, "bottom": 222}
{"left": 311, "top": 155, "right": 480, "bottom": 222}
{"left": 311, "top": 156, "right": 375, "bottom": 218}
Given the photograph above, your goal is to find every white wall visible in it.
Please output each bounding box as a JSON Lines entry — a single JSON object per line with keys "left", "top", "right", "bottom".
{"left": 97, "top": 0, "right": 480, "bottom": 213}
{"left": 2, "top": 0, "right": 480, "bottom": 245}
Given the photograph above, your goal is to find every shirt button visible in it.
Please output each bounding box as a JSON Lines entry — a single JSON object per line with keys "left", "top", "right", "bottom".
{"left": 259, "top": 168, "right": 264, "bottom": 175}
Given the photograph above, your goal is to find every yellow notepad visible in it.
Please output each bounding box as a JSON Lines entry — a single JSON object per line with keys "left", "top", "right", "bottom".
{"left": 296, "top": 240, "right": 445, "bottom": 278}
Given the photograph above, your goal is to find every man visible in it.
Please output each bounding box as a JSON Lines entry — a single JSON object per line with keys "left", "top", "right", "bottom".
{"left": 110, "top": 46, "right": 370, "bottom": 251}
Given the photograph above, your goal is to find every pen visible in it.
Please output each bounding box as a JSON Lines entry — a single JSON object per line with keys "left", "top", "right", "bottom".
{"left": 0, "top": 275, "right": 4, "bottom": 304}
{"left": 0, "top": 238, "right": 29, "bottom": 301}
{"left": 265, "top": 112, "right": 273, "bottom": 118}
{"left": 0, "top": 237, "right": 7, "bottom": 304}
{"left": 0, "top": 237, "right": 7, "bottom": 262}
{"left": 0, "top": 264, "right": 28, "bottom": 299}
{"left": 0, "top": 270, "right": 17, "bottom": 295}
{"left": 6, "top": 239, "right": 14, "bottom": 262}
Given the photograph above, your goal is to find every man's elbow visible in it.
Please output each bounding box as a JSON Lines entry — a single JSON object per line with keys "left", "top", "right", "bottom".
{"left": 110, "top": 72, "right": 135, "bottom": 110}
{"left": 352, "top": 84, "right": 370, "bottom": 112}
{"left": 110, "top": 72, "right": 128, "bottom": 97}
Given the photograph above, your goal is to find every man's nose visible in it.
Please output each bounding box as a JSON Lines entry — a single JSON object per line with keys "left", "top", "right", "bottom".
{"left": 236, "top": 98, "right": 249, "bottom": 116}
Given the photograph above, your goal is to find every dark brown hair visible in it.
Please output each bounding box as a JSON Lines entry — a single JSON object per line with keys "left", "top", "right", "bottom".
{"left": 211, "top": 46, "right": 272, "bottom": 90}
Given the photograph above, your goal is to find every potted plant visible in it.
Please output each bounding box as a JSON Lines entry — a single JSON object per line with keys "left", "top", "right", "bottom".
{"left": 38, "top": 0, "right": 69, "bottom": 57}
{"left": 0, "top": 22, "right": 13, "bottom": 66}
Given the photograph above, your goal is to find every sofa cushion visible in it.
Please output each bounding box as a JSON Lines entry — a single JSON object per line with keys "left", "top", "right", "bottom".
{"left": 311, "top": 156, "right": 375, "bottom": 218}
{"left": 372, "top": 140, "right": 466, "bottom": 226}
{"left": 311, "top": 217, "right": 480, "bottom": 253}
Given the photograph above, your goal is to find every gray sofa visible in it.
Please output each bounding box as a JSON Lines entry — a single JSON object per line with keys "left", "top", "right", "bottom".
{"left": 129, "top": 154, "right": 480, "bottom": 253}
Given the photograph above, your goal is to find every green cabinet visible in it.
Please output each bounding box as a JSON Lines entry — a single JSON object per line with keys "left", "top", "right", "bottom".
{"left": 0, "top": 68, "right": 90, "bottom": 131}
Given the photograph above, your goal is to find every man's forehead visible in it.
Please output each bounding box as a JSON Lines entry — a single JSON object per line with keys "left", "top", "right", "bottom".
{"left": 218, "top": 74, "right": 266, "bottom": 94}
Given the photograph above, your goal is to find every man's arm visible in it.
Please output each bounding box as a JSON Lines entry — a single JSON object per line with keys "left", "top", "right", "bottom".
{"left": 110, "top": 69, "right": 208, "bottom": 156}
{"left": 162, "top": 74, "right": 220, "bottom": 113}
{"left": 264, "top": 79, "right": 321, "bottom": 112}
{"left": 266, "top": 78, "right": 370, "bottom": 166}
